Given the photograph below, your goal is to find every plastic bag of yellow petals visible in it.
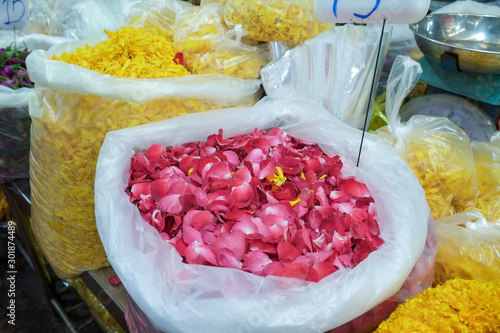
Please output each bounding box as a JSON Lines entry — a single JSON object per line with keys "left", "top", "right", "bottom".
{"left": 472, "top": 132, "right": 500, "bottom": 223}
{"left": 173, "top": 3, "right": 271, "bottom": 79}
{"left": 127, "top": 0, "right": 270, "bottom": 79}
{"left": 221, "top": 0, "right": 333, "bottom": 48}
{"left": 433, "top": 210, "right": 500, "bottom": 285}
{"left": 374, "top": 56, "right": 477, "bottom": 221}
{"left": 25, "top": 25, "right": 262, "bottom": 279}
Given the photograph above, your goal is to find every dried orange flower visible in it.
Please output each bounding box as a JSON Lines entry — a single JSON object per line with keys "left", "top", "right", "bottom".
{"left": 53, "top": 26, "right": 191, "bottom": 79}
{"left": 222, "top": 0, "right": 333, "bottom": 47}
{"left": 374, "top": 279, "right": 500, "bottom": 333}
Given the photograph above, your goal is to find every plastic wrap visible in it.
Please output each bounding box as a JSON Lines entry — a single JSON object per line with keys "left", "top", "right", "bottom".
{"left": 261, "top": 24, "right": 391, "bottom": 130}
{"left": 0, "top": 87, "right": 33, "bottom": 182}
{"left": 95, "top": 96, "right": 430, "bottom": 333}
{"left": 374, "top": 56, "right": 478, "bottom": 221}
{"left": 472, "top": 135, "right": 500, "bottom": 222}
{"left": 434, "top": 210, "right": 500, "bottom": 285}
{"left": 25, "top": 39, "right": 262, "bottom": 279}
{"left": 222, "top": 0, "right": 333, "bottom": 47}
{"left": 173, "top": 3, "right": 270, "bottom": 79}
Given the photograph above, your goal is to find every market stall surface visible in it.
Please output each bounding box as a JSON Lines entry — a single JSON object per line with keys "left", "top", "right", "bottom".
{"left": 0, "top": 220, "right": 103, "bottom": 333}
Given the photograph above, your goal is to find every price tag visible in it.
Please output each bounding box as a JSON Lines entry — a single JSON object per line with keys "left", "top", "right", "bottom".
{"left": 314, "top": 0, "right": 430, "bottom": 24}
{"left": 0, "top": 0, "right": 28, "bottom": 30}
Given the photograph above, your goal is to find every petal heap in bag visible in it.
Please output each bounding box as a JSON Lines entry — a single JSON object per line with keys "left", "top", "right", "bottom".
{"left": 126, "top": 128, "right": 384, "bottom": 282}
{"left": 26, "top": 22, "right": 261, "bottom": 278}
{"left": 433, "top": 210, "right": 500, "bottom": 285}
{"left": 222, "top": 0, "right": 333, "bottom": 47}
{"left": 374, "top": 279, "right": 500, "bottom": 333}
{"left": 375, "top": 56, "right": 478, "bottom": 221}
{"left": 95, "top": 97, "right": 431, "bottom": 333}
{"left": 472, "top": 135, "right": 500, "bottom": 222}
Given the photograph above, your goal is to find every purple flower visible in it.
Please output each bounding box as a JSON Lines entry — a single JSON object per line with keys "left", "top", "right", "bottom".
{"left": 4, "top": 66, "right": 14, "bottom": 76}
{"left": 0, "top": 80, "right": 15, "bottom": 88}
{"left": 8, "top": 58, "right": 21, "bottom": 65}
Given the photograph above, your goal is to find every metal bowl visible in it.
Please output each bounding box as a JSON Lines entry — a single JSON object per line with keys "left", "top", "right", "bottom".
{"left": 410, "top": 13, "right": 500, "bottom": 74}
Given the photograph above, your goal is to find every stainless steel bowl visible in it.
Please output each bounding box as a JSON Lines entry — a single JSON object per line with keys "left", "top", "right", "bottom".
{"left": 410, "top": 13, "right": 500, "bottom": 74}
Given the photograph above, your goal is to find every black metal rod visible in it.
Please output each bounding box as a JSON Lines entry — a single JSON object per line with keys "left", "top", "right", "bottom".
{"left": 356, "top": 19, "right": 387, "bottom": 167}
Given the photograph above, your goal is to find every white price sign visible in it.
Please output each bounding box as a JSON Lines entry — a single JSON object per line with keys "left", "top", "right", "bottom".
{"left": 314, "top": 0, "right": 430, "bottom": 24}
{"left": 0, "top": 0, "right": 27, "bottom": 30}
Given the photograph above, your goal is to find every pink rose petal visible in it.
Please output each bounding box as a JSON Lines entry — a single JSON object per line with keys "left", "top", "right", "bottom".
{"left": 242, "top": 251, "right": 272, "bottom": 275}
{"left": 158, "top": 194, "right": 183, "bottom": 215}
{"left": 217, "top": 248, "right": 243, "bottom": 269}
{"left": 185, "top": 241, "right": 218, "bottom": 266}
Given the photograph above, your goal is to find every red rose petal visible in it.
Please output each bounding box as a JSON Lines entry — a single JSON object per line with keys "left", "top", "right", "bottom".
{"left": 130, "top": 182, "right": 151, "bottom": 201}
{"left": 109, "top": 275, "right": 121, "bottom": 286}
{"left": 146, "top": 143, "right": 166, "bottom": 161}
{"left": 249, "top": 239, "right": 278, "bottom": 254}
{"left": 342, "top": 178, "right": 371, "bottom": 198}
{"left": 312, "top": 262, "right": 338, "bottom": 281}
{"left": 217, "top": 248, "right": 243, "bottom": 269}
{"left": 214, "top": 230, "right": 247, "bottom": 261}
{"left": 150, "top": 179, "right": 169, "bottom": 201}
{"left": 158, "top": 194, "right": 183, "bottom": 215}
{"left": 185, "top": 241, "right": 218, "bottom": 266}
{"left": 183, "top": 210, "right": 216, "bottom": 230}
{"left": 242, "top": 250, "right": 272, "bottom": 275}
{"left": 264, "top": 262, "right": 310, "bottom": 280}
{"left": 277, "top": 241, "right": 301, "bottom": 261}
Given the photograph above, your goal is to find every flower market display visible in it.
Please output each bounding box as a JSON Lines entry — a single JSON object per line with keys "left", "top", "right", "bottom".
{"left": 26, "top": 21, "right": 261, "bottom": 278}
{"left": 126, "top": 127, "right": 385, "bottom": 281}
{"left": 0, "top": 43, "right": 34, "bottom": 182}
{"left": 374, "top": 279, "right": 500, "bottom": 332}
{"left": 94, "top": 97, "right": 430, "bottom": 333}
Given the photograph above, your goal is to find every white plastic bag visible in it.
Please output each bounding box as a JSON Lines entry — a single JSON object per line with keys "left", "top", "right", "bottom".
{"left": 261, "top": 24, "right": 391, "bottom": 130}
{"left": 95, "top": 97, "right": 429, "bottom": 333}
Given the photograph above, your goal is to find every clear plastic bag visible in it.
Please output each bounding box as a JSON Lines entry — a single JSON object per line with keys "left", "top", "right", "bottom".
{"left": 261, "top": 24, "right": 391, "bottom": 130}
{"left": 472, "top": 134, "right": 500, "bottom": 223}
{"left": 434, "top": 210, "right": 500, "bottom": 285}
{"left": 375, "top": 56, "right": 478, "bottom": 221}
{"left": 26, "top": 38, "right": 262, "bottom": 279}
{"left": 173, "top": 3, "right": 271, "bottom": 79}
{"left": 95, "top": 97, "right": 430, "bottom": 333}
{"left": 222, "top": 0, "right": 333, "bottom": 47}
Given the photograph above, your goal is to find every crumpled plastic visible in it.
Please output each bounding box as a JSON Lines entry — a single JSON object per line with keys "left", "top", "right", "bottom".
{"left": 95, "top": 96, "right": 431, "bottom": 333}
{"left": 173, "top": 3, "right": 271, "bottom": 79}
{"left": 472, "top": 132, "right": 500, "bottom": 223}
{"left": 26, "top": 35, "right": 262, "bottom": 279}
{"left": 375, "top": 56, "right": 478, "bottom": 221}
{"left": 434, "top": 210, "right": 500, "bottom": 285}
{"left": 261, "top": 24, "right": 391, "bottom": 130}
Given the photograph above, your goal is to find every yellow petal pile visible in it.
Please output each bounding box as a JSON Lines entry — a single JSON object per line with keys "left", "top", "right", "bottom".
{"left": 31, "top": 25, "right": 261, "bottom": 278}
{"left": 222, "top": 0, "right": 333, "bottom": 47}
{"left": 174, "top": 4, "right": 269, "bottom": 79}
{"left": 472, "top": 140, "right": 500, "bottom": 222}
{"left": 53, "top": 26, "right": 191, "bottom": 79}
{"left": 405, "top": 131, "right": 478, "bottom": 220}
{"left": 374, "top": 279, "right": 500, "bottom": 333}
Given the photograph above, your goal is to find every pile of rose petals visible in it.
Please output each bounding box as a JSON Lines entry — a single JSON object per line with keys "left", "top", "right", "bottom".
{"left": 126, "top": 128, "right": 384, "bottom": 282}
